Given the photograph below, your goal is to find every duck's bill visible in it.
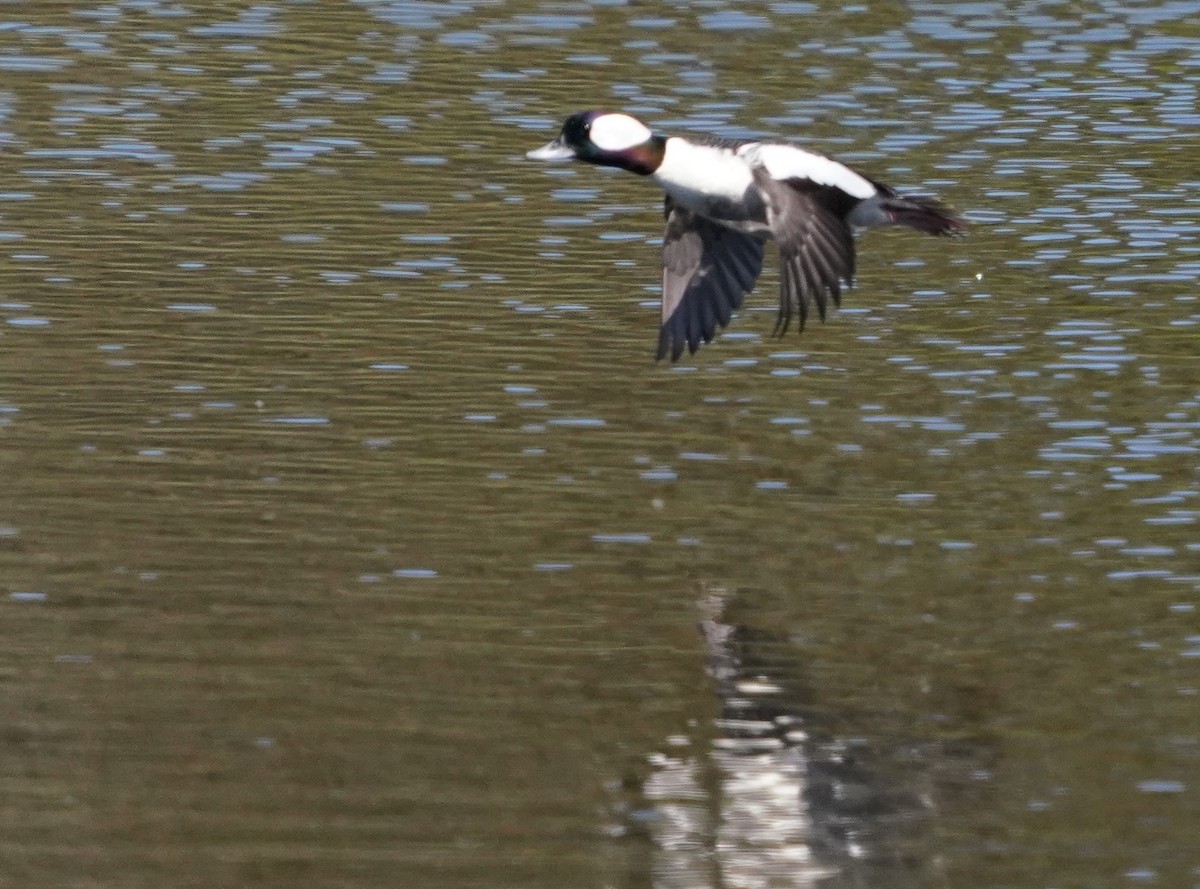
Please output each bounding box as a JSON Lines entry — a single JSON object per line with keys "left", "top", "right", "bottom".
{"left": 526, "top": 139, "right": 575, "bottom": 161}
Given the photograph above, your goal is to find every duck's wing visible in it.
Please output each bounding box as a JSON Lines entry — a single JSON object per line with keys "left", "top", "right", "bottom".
{"left": 772, "top": 183, "right": 857, "bottom": 336}
{"left": 659, "top": 198, "right": 765, "bottom": 361}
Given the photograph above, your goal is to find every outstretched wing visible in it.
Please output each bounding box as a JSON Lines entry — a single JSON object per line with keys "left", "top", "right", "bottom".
{"left": 774, "top": 185, "right": 857, "bottom": 335}
{"left": 659, "top": 199, "right": 765, "bottom": 361}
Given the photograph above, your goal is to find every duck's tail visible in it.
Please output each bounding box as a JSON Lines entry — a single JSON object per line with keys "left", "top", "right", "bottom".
{"left": 880, "top": 195, "right": 967, "bottom": 236}
{"left": 850, "top": 188, "right": 967, "bottom": 236}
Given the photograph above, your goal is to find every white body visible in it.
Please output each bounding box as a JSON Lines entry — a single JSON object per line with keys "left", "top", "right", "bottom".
{"left": 651, "top": 138, "right": 755, "bottom": 213}
{"left": 651, "top": 136, "right": 880, "bottom": 235}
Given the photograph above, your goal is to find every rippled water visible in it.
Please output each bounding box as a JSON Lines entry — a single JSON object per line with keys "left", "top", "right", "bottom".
{"left": 1, "top": 2, "right": 1198, "bottom": 888}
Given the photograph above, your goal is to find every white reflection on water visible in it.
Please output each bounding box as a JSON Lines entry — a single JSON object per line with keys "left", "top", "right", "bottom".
{"left": 621, "top": 590, "right": 931, "bottom": 888}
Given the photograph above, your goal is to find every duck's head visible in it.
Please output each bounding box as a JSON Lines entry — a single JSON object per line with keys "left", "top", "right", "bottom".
{"left": 527, "top": 110, "right": 663, "bottom": 175}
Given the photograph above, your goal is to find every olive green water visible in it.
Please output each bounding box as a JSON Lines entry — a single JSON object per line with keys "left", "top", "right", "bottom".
{"left": 1, "top": 2, "right": 1198, "bottom": 887}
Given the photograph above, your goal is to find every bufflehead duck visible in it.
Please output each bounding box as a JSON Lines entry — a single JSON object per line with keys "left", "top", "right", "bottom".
{"left": 528, "top": 110, "right": 965, "bottom": 361}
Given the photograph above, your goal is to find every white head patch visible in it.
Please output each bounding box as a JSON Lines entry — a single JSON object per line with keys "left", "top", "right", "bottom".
{"left": 589, "top": 113, "right": 653, "bottom": 151}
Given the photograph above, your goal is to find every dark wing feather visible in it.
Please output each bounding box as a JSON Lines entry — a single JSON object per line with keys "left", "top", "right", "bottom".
{"left": 774, "top": 187, "right": 856, "bottom": 337}
{"left": 659, "top": 199, "right": 765, "bottom": 361}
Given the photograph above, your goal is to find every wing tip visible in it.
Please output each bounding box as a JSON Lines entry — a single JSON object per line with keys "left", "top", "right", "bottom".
{"left": 656, "top": 324, "right": 713, "bottom": 362}
{"left": 656, "top": 325, "right": 687, "bottom": 362}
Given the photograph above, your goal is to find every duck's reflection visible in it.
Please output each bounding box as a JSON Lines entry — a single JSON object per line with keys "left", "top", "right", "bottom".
{"left": 610, "top": 589, "right": 945, "bottom": 889}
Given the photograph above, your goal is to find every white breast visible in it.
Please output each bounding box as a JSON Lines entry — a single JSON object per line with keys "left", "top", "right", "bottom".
{"left": 739, "top": 143, "right": 876, "bottom": 199}
{"left": 651, "top": 138, "right": 756, "bottom": 212}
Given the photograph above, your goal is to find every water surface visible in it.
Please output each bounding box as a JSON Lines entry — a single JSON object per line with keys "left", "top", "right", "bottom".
{"left": 1, "top": 2, "right": 1198, "bottom": 887}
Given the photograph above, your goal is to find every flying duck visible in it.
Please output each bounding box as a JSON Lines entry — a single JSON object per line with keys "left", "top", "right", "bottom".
{"left": 528, "top": 110, "right": 965, "bottom": 361}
